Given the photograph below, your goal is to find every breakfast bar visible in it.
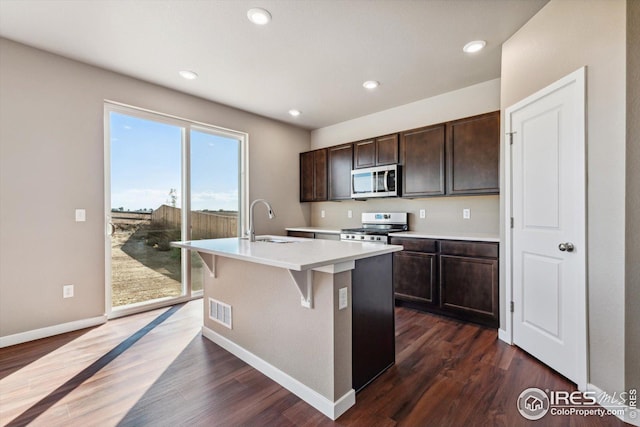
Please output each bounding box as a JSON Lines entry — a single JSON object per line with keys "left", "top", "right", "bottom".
{"left": 171, "top": 236, "right": 403, "bottom": 420}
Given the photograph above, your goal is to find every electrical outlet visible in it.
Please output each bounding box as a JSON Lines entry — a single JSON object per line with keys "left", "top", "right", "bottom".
{"left": 338, "top": 287, "right": 348, "bottom": 310}
{"left": 75, "top": 209, "right": 86, "bottom": 222}
{"left": 463, "top": 208, "right": 471, "bottom": 219}
{"left": 63, "top": 284, "right": 74, "bottom": 298}
{"left": 321, "top": 210, "right": 325, "bottom": 218}
{"left": 419, "top": 209, "right": 426, "bottom": 219}
{"left": 347, "top": 210, "right": 353, "bottom": 218}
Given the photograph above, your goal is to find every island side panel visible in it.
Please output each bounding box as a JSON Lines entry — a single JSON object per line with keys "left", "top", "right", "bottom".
{"left": 202, "top": 256, "right": 352, "bottom": 402}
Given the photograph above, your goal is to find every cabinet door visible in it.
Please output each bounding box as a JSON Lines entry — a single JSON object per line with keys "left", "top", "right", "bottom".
{"left": 313, "top": 149, "right": 328, "bottom": 201}
{"left": 401, "top": 125, "right": 445, "bottom": 197}
{"left": 447, "top": 111, "right": 500, "bottom": 195}
{"left": 439, "top": 255, "right": 498, "bottom": 327}
{"left": 376, "top": 134, "right": 399, "bottom": 166}
{"left": 328, "top": 144, "right": 353, "bottom": 200}
{"left": 300, "top": 151, "right": 315, "bottom": 202}
{"left": 300, "top": 149, "right": 328, "bottom": 202}
{"left": 354, "top": 139, "right": 376, "bottom": 169}
{"left": 393, "top": 251, "right": 437, "bottom": 305}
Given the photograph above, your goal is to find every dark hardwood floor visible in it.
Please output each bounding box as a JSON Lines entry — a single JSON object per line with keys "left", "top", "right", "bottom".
{"left": 0, "top": 300, "right": 628, "bottom": 426}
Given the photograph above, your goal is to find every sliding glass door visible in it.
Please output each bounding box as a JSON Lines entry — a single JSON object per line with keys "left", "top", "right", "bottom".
{"left": 189, "top": 129, "right": 240, "bottom": 292}
{"left": 105, "top": 103, "right": 245, "bottom": 316}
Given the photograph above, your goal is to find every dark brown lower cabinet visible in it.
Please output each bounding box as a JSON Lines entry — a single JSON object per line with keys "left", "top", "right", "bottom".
{"left": 440, "top": 255, "right": 498, "bottom": 327}
{"left": 393, "top": 251, "right": 437, "bottom": 305}
{"left": 391, "top": 237, "right": 499, "bottom": 328}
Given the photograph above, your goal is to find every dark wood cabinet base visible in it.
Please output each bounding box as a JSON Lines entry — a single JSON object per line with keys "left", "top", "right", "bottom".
{"left": 391, "top": 237, "right": 499, "bottom": 328}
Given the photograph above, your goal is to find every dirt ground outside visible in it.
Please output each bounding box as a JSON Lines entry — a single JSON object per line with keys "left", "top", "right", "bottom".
{"left": 111, "top": 214, "right": 183, "bottom": 307}
{"left": 110, "top": 211, "right": 225, "bottom": 307}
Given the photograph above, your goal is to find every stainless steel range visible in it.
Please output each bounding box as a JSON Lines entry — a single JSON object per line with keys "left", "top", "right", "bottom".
{"left": 340, "top": 212, "right": 408, "bottom": 244}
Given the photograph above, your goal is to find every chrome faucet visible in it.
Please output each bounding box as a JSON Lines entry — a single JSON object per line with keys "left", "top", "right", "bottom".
{"left": 247, "top": 199, "right": 275, "bottom": 242}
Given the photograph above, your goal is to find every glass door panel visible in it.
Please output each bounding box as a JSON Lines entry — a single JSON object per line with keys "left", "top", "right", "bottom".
{"left": 189, "top": 129, "right": 240, "bottom": 292}
{"left": 109, "top": 112, "right": 184, "bottom": 308}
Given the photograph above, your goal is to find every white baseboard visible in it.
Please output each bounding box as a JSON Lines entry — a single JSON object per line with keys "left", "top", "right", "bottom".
{"left": 498, "top": 328, "right": 511, "bottom": 344}
{"left": 588, "top": 382, "right": 639, "bottom": 426}
{"left": 201, "top": 326, "right": 355, "bottom": 420}
{"left": 0, "top": 315, "right": 108, "bottom": 348}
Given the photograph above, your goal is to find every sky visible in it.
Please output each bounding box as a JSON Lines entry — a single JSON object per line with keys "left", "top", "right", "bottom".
{"left": 110, "top": 112, "right": 239, "bottom": 212}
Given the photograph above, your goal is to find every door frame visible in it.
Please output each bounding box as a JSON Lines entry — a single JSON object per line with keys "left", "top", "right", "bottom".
{"left": 103, "top": 101, "right": 249, "bottom": 319}
{"left": 503, "top": 67, "right": 588, "bottom": 389}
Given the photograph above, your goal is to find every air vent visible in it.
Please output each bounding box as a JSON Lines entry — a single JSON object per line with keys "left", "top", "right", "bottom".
{"left": 209, "top": 297, "right": 232, "bottom": 329}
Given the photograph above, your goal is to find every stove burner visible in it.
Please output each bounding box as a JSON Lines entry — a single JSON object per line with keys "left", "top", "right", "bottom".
{"left": 340, "top": 228, "right": 390, "bottom": 236}
{"left": 340, "top": 213, "right": 408, "bottom": 244}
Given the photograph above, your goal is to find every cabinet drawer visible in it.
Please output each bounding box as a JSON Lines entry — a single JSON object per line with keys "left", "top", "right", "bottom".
{"left": 389, "top": 237, "right": 437, "bottom": 253}
{"left": 440, "top": 241, "right": 497, "bottom": 258}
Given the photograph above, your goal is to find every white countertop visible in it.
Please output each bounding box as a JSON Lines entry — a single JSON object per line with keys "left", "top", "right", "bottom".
{"left": 285, "top": 226, "right": 342, "bottom": 234}
{"left": 171, "top": 236, "right": 402, "bottom": 271}
{"left": 390, "top": 231, "right": 500, "bottom": 243}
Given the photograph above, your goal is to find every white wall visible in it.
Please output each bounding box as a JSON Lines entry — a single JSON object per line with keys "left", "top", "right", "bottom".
{"left": 0, "top": 38, "right": 310, "bottom": 339}
{"left": 501, "top": 0, "right": 626, "bottom": 395}
{"left": 311, "top": 79, "right": 500, "bottom": 149}
{"left": 626, "top": 0, "right": 640, "bottom": 396}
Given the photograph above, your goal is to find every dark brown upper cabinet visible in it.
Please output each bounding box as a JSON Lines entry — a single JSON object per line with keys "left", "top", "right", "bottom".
{"left": 299, "top": 111, "right": 499, "bottom": 203}
{"left": 354, "top": 134, "right": 399, "bottom": 169}
{"left": 354, "top": 139, "right": 375, "bottom": 169}
{"left": 300, "top": 149, "right": 327, "bottom": 202}
{"left": 446, "top": 111, "right": 500, "bottom": 195}
{"left": 328, "top": 143, "right": 353, "bottom": 200}
{"left": 400, "top": 124, "right": 446, "bottom": 197}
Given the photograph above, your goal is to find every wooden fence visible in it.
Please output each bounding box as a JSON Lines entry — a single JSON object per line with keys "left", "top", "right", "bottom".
{"left": 151, "top": 205, "right": 238, "bottom": 239}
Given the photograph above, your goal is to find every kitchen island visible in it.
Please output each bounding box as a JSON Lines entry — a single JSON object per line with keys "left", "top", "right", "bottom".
{"left": 171, "top": 236, "right": 402, "bottom": 420}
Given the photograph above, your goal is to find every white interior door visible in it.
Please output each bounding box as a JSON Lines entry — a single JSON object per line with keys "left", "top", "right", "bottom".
{"left": 507, "top": 68, "right": 587, "bottom": 389}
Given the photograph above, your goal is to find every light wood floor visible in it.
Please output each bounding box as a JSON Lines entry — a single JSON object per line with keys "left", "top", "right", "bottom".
{"left": 0, "top": 300, "right": 628, "bottom": 426}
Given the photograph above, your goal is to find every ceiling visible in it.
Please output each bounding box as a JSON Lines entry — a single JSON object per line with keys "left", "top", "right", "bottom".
{"left": 0, "top": 0, "right": 548, "bottom": 130}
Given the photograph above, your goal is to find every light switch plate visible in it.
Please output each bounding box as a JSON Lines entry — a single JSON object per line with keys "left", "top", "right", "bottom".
{"left": 338, "top": 287, "right": 348, "bottom": 310}
{"left": 347, "top": 210, "right": 353, "bottom": 218}
{"left": 75, "top": 209, "right": 86, "bottom": 222}
{"left": 419, "top": 209, "right": 426, "bottom": 219}
{"left": 63, "top": 284, "right": 74, "bottom": 298}
{"left": 321, "top": 210, "right": 325, "bottom": 218}
{"left": 463, "top": 208, "right": 471, "bottom": 219}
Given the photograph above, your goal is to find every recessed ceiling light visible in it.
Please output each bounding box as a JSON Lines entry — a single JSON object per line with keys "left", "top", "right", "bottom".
{"left": 247, "top": 8, "right": 272, "bottom": 25}
{"left": 363, "top": 80, "right": 380, "bottom": 89}
{"left": 463, "top": 40, "right": 486, "bottom": 53}
{"left": 288, "top": 109, "right": 301, "bottom": 117}
{"left": 179, "top": 70, "right": 198, "bottom": 80}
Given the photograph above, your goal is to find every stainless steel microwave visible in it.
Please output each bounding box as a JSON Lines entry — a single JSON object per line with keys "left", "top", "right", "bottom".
{"left": 351, "top": 164, "right": 399, "bottom": 198}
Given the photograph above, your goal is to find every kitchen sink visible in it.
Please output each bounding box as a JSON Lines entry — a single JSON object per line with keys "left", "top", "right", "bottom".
{"left": 242, "top": 235, "right": 306, "bottom": 244}
{"left": 255, "top": 237, "right": 296, "bottom": 244}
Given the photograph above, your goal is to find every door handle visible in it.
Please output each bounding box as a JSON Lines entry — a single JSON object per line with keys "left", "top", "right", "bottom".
{"left": 107, "top": 222, "right": 115, "bottom": 236}
{"left": 558, "top": 242, "right": 575, "bottom": 252}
